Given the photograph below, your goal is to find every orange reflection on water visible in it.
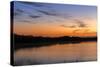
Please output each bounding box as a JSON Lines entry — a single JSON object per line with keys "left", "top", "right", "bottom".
{"left": 14, "top": 41, "right": 97, "bottom": 65}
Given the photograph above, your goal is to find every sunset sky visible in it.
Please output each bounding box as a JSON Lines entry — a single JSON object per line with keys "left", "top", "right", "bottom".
{"left": 13, "top": 1, "right": 97, "bottom": 37}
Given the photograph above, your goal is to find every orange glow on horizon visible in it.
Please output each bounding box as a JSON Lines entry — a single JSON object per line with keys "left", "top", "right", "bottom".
{"left": 14, "top": 20, "right": 97, "bottom": 37}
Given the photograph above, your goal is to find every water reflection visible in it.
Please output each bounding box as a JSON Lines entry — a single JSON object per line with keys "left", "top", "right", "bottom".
{"left": 14, "top": 41, "right": 97, "bottom": 65}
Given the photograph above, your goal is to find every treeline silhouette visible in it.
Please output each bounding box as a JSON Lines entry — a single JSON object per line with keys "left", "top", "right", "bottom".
{"left": 12, "top": 34, "right": 97, "bottom": 50}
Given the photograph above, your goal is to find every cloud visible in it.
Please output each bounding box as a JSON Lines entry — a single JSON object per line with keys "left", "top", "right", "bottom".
{"left": 36, "top": 9, "right": 72, "bottom": 19}
{"left": 21, "top": 2, "right": 47, "bottom": 7}
{"left": 13, "top": 1, "right": 92, "bottom": 27}
{"left": 16, "top": 9, "right": 24, "bottom": 13}
{"left": 73, "top": 29, "right": 90, "bottom": 33}
{"left": 60, "top": 19, "right": 87, "bottom": 28}
{"left": 14, "top": 9, "right": 24, "bottom": 16}
{"left": 74, "top": 19, "right": 87, "bottom": 27}
{"left": 14, "top": 9, "right": 41, "bottom": 19}
{"left": 60, "top": 25, "right": 76, "bottom": 28}
{"left": 20, "top": 20, "right": 31, "bottom": 23}
{"left": 14, "top": 1, "right": 75, "bottom": 24}
{"left": 36, "top": 9, "right": 58, "bottom": 16}
{"left": 73, "top": 29, "right": 81, "bottom": 33}
{"left": 29, "top": 15, "right": 41, "bottom": 18}
{"left": 17, "top": 20, "right": 37, "bottom": 24}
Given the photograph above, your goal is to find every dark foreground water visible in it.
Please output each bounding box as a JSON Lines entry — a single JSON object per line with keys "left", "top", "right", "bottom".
{"left": 14, "top": 41, "right": 97, "bottom": 66}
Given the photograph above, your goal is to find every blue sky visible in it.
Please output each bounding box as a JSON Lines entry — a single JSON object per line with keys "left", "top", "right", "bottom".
{"left": 12, "top": 1, "right": 97, "bottom": 37}
{"left": 13, "top": 1, "right": 97, "bottom": 23}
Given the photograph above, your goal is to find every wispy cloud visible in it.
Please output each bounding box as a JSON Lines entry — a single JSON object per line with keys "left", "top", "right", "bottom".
{"left": 29, "top": 15, "right": 41, "bottom": 18}
{"left": 74, "top": 19, "right": 87, "bottom": 27}
{"left": 14, "top": 1, "right": 73, "bottom": 23}
{"left": 16, "top": 8, "right": 24, "bottom": 13}
{"left": 60, "top": 25, "right": 76, "bottom": 28}
{"left": 36, "top": 9, "right": 58, "bottom": 16}
{"left": 21, "top": 2, "right": 48, "bottom": 7}
{"left": 60, "top": 19, "right": 87, "bottom": 28}
{"left": 73, "top": 29, "right": 90, "bottom": 33}
{"left": 73, "top": 29, "right": 81, "bottom": 33}
{"left": 35, "top": 9, "right": 72, "bottom": 19}
{"left": 17, "top": 19, "right": 37, "bottom": 24}
{"left": 14, "top": 9, "right": 24, "bottom": 16}
{"left": 13, "top": 1, "right": 91, "bottom": 27}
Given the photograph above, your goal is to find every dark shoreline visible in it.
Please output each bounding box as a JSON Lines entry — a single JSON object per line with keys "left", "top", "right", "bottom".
{"left": 12, "top": 34, "right": 97, "bottom": 50}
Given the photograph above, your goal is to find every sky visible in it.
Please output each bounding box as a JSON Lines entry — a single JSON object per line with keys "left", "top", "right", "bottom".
{"left": 12, "top": 1, "right": 97, "bottom": 37}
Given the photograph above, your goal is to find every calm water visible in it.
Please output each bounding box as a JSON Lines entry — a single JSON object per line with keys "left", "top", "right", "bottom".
{"left": 14, "top": 42, "right": 97, "bottom": 65}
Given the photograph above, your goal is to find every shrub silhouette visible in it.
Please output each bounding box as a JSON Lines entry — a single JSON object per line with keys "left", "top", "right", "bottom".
{"left": 11, "top": 33, "right": 97, "bottom": 50}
